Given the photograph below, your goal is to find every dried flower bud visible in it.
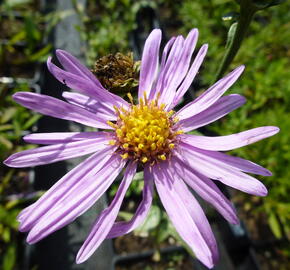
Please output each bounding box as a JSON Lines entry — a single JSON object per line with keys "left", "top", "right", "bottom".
{"left": 92, "top": 52, "right": 140, "bottom": 95}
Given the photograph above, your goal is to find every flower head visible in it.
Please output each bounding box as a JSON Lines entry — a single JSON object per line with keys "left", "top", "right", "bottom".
{"left": 4, "top": 28, "right": 279, "bottom": 268}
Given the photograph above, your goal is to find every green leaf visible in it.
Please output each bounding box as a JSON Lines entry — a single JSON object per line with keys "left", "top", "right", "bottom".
{"left": 27, "top": 44, "right": 52, "bottom": 62}
{"left": 0, "top": 124, "right": 13, "bottom": 132}
{"left": 4, "top": 0, "right": 32, "bottom": 7}
{"left": 226, "top": 22, "right": 238, "bottom": 49}
{"left": 268, "top": 213, "right": 282, "bottom": 239}
{"left": 118, "top": 211, "right": 133, "bottom": 221}
{"left": 2, "top": 243, "right": 16, "bottom": 270}
{"left": 23, "top": 114, "right": 41, "bottom": 130}
{"left": 3, "top": 227, "right": 11, "bottom": 242}
{"left": 134, "top": 205, "right": 161, "bottom": 237}
{"left": 1, "top": 108, "right": 17, "bottom": 124}
{"left": 0, "top": 135, "right": 13, "bottom": 150}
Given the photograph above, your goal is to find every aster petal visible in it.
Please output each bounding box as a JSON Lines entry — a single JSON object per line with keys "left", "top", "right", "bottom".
{"left": 180, "top": 126, "right": 279, "bottom": 151}
{"left": 178, "top": 143, "right": 268, "bottom": 196}
{"left": 171, "top": 156, "right": 239, "bottom": 224}
{"left": 172, "top": 174, "right": 219, "bottom": 264}
{"left": 159, "top": 29, "right": 199, "bottom": 107}
{"left": 159, "top": 37, "right": 176, "bottom": 75}
{"left": 17, "top": 204, "right": 34, "bottom": 222}
{"left": 155, "top": 36, "right": 184, "bottom": 101}
{"left": 4, "top": 135, "right": 111, "bottom": 167}
{"left": 178, "top": 94, "right": 246, "bottom": 132}
{"left": 13, "top": 92, "right": 112, "bottom": 129}
{"left": 55, "top": 49, "right": 103, "bottom": 87}
{"left": 172, "top": 44, "right": 208, "bottom": 108}
{"left": 76, "top": 162, "right": 137, "bottom": 264}
{"left": 138, "top": 29, "right": 162, "bottom": 100}
{"left": 23, "top": 131, "right": 110, "bottom": 145}
{"left": 189, "top": 148, "right": 272, "bottom": 176}
{"left": 152, "top": 163, "right": 216, "bottom": 269}
{"left": 18, "top": 146, "right": 115, "bottom": 231}
{"left": 62, "top": 91, "right": 116, "bottom": 120}
{"left": 149, "top": 36, "right": 176, "bottom": 100}
{"left": 176, "top": 65, "right": 245, "bottom": 120}
{"left": 26, "top": 155, "right": 125, "bottom": 244}
{"left": 47, "top": 57, "right": 129, "bottom": 109}
{"left": 106, "top": 165, "right": 154, "bottom": 238}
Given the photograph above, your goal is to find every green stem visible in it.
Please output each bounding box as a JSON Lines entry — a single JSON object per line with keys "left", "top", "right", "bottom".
{"left": 214, "top": 0, "right": 258, "bottom": 81}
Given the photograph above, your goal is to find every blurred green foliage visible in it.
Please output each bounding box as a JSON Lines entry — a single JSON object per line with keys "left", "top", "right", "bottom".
{"left": 0, "top": 0, "right": 71, "bottom": 77}
{"left": 0, "top": 82, "right": 40, "bottom": 270}
{"left": 0, "top": 0, "right": 62, "bottom": 268}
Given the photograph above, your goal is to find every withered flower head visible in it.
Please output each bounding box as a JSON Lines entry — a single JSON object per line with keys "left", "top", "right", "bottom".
{"left": 92, "top": 52, "right": 140, "bottom": 95}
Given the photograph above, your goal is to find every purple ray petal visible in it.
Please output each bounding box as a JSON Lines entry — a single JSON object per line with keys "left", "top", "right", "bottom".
{"left": 138, "top": 29, "right": 162, "bottom": 100}
{"left": 149, "top": 36, "right": 176, "bottom": 100}
{"left": 62, "top": 91, "right": 116, "bottom": 120}
{"left": 152, "top": 163, "right": 216, "bottom": 269}
{"left": 177, "top": 143, "right": 268, "bottom": 196}
{"left": 26, "top": 155, "right": 125, "bottom": 244}
{"left": 47, "top": 57, "right": 128, "bottom": 109}
{"left": 18, "top": 146, "right": 116, "bottom": 231}
{"left": 106, "top": 165, "right": 154, "bottom": 238}
{"left": 171, "top": 156, "right": 239, "bottom": 224}
{"left": 172, "top": 173, "right": 219, "bottom": 265}
{"left": 156, "top": 36, "right": 184, "bottom": 103}
{"left": 180, "top": 126, "right": 279, "bottom": 151}
{"left": 172, "top": 44, "right": 208, "bottom": 108}
{"left": 4, "top": 135, "right": 111, "bottom": 168}
{"left": 23, "top": 131, "right": 111, "bottom": 145}
{"left": 76, "top": 162, "right": 137, "bottom": 264}
{"left": 176, "top": 65, "right": 245, "bottom": 120}
{"left": 178, "top": 94, "right": 246, "bottom": 132}
{"left": 55, "top": 49, "right": 103, "bottom": 88}
{"left": 185, "top": 147, "right": 271, "bottom": 176}
{"left": 160, "top": 29, "right": 199, "bottom": 108}
{"left": 13, "top": 92, "right": 112, "bottom": 129}
{"left": 17, "top": 204, "right": 34, "bottom": 222}
{"left": 159, "top": 37, "right": 176, "bottom": 76}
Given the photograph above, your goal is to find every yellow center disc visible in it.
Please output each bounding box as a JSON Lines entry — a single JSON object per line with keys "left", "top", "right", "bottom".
{"left": 108, "top": 93, "right": 183, "bottom": 164}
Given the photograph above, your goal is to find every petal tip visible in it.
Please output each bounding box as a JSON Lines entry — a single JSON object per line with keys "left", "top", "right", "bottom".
{"left": 231, "top": 217, "right": 240, "bottom": 225}
{"left": 12, "top": 91, "right": 25, "bottom": 101}
{"left": 201, "top": 43, "right": 209, "bottom": 53}
{"left": 257, "top": 184, "right": 268, "bottom": 197}
{"left": 55, "top": 49, "right": 65, "bottom": 55}
{"left": 272, "top": 126, "right": 280, "bottom": 134}
{"left": 266, "top": 171, "right": 273, "bottom": 177}
{"left": 189, "top": 28, "right": 199, "bottom": 36}
{"left": 46, "top": 56, "right": 53, "bottom": 70}
{"left": 151, "top": 28, "right": 162, "bottom": 37}
{"left": 3, "top": 156, "right": 13, "bottom": 167}
{"left": 26, "top": 232, "right": 38, "bottom": 244}
{"left": 76, "top": 252, "right": 86, "bottom": 264}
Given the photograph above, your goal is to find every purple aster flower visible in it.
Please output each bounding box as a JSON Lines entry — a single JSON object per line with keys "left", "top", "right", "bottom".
{"left": 4, "top": 29, "right": 279, "bottom": 268}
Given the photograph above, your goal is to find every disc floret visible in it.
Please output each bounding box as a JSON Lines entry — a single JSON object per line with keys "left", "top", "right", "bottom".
{"left": 108, "top": 93, "right": 183, "bottom": 164}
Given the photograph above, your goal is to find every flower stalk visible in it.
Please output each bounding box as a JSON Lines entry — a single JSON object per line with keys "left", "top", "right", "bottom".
{"left": 214, "top": 0, "right": 258, "bottom": 81}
